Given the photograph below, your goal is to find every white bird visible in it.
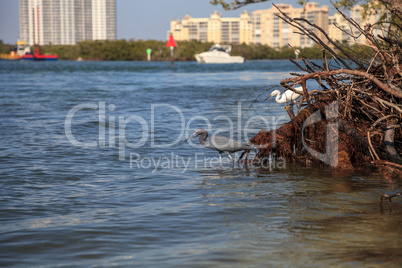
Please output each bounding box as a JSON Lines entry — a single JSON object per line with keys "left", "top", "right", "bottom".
{"left": 267, "top": 86, "right": 305, "bottom": 112}
{"left": 269, "top": 86, "right": 304, "bottom": 103}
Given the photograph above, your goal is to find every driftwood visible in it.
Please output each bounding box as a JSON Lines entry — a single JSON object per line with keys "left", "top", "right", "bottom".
{"left": 251, "top": 0, "right": 402, "bottom": 177}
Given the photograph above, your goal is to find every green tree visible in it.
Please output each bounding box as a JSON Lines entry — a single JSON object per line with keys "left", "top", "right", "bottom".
{"left": 27, "top": 40, "right": 326, "bottom": 60}
{"left": 0, "top": 40, "right": 14, "bottom": 54}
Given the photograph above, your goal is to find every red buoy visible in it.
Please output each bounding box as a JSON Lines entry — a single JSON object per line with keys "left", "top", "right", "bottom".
{"left": 166, "top": 34, "right": 177, "bottom": 47}
{"left": 166, "top": 33, "right": 176, "bottom": 65}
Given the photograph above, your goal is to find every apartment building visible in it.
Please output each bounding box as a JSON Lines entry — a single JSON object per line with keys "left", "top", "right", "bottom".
{"left": 170, "top": 10, "right": 253, "bottom": 45}
{"left": 327, "top": 2, "right": 389, "bottom": 46}
{"left": 252, "top": 2, "right": 329, "bottom": 48}
{"left": 19, "top": 0, "right": 116, "bottom": 45}
{"left": 328, "top": 13, "right": 350, "bottom": 44}
{"left": 170, "top": 1, "right": 389, "bottom": 48}
{"left": 350, "top": 4, "right": 389, "bottom": 45}
{"left": 170, "top": 2, "right": 328, "bottom": 47}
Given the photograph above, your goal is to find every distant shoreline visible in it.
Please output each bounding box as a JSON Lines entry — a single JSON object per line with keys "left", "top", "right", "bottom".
{"left": 0, "top": 39, "right": 371, "bottom": 61}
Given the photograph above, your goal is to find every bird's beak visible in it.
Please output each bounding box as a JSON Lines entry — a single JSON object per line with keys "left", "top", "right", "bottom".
{"left": 184, "top": 133, "right": 196, "bottom": 142}
{"left": 264, "top": 93, "right": 274, "bottom": 101}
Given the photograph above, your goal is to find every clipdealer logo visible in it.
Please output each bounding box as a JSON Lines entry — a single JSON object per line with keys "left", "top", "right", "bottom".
{"left": 301, "top": 101, "right": 339, "bottom": 167}
{"left": 64, "top": 101, "right": 339, "bottom": 169}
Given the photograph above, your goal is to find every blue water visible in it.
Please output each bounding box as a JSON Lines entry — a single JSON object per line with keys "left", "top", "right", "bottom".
{"left": 0, "top": 60, "right": 401, "bottom": 267}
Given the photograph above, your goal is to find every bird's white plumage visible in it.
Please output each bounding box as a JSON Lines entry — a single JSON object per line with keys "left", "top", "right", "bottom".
{"left": 270, "top": 86, "right": 304, "bottom": 103}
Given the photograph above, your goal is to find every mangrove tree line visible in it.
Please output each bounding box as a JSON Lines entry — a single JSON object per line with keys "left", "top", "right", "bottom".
{"left": 0, "top": 39, "right": 371, "bottom": 61}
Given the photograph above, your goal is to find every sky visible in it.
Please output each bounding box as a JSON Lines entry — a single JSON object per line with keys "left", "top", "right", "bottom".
{"left": 0, "top": 0, "right": 334, "bottom": 44}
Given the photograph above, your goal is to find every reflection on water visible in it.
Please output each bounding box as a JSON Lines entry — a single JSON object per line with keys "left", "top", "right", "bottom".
{"left": 193, "top": 165, "right": 402, "bottom": 267}
{"left": 0, "top": 61, "right": 401, "bottom": 267}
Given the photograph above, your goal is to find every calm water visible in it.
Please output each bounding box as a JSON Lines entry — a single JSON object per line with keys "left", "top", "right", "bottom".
{"left": 0, "top": 60, "right": 401, "bottom": 267}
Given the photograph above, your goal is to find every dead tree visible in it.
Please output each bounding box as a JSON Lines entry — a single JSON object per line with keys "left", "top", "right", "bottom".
{"left": 251, "top": 0, "right": 402, "bottom": 176}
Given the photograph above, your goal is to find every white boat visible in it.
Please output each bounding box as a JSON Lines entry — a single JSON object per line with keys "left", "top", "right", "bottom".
{"left": 194, "top": 44, "right": 244, "bottom": 64}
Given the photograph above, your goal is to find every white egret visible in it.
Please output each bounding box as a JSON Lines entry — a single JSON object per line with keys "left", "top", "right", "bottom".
{"left": 270, "top": 86, "right": 304, "bottom": 103}
{"left": 268, "top": 86, "right": 304, "bottom": 111}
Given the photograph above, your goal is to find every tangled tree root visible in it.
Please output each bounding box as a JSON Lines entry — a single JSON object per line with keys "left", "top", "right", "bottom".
{"left": 250, "top": 0, "right": 402, "bottom": 178}
{"left": 251, "top": 100, "right": 377, "bottom": 170}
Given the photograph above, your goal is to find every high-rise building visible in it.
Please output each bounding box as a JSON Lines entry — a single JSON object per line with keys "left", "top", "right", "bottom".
{"left": 252, "top": 2, "right": 329, "bottom": 48}
{"left": 170, "top": 2, "right": 389, "bottom": 49}
{"left": 327, "top": 2, "right": 390, "bottom": 46}
{"left": 170, "top": 10, "right": 253, "bottom": 45}
{"left": 19, "top": 0, "right": 116, "bottom": 45}
{"left": 350, "top": 3, "right": 389, "bottom": 46}
{"left": 170, "top": 3, "right": 328, "bottom": 48}
{"left": 328, "top": 13, "right": 350, "bottom": 44}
